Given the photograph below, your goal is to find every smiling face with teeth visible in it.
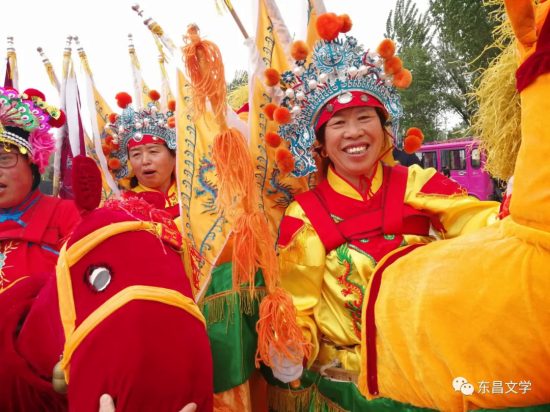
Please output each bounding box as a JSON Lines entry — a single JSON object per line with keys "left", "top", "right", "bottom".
{"left": 321, "top": 106, "right": 387, "bottom": 188}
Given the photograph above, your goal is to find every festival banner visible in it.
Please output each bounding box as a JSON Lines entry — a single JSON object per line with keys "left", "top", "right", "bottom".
{"left": 175, "top": 68, "right": 234, "bottom": 302}
{"left": 248, "top": 0, "right": 320, "bottom": 243}
{"left": 4, "top": 37, "right": 19, "bottom": 89}
{"left": 128, "top": 34, "right": 157, "bottom": 110}
{"left": 76, "top": 40, "right": 119, "bottom": 201}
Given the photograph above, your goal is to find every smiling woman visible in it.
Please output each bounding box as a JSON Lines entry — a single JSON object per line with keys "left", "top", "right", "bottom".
{"left": 262, "top": 13, "right": 503, "bottom": 412}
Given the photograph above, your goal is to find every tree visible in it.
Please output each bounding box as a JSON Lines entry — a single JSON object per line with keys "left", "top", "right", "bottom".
{"left": 429, "top": 0, "right": 500, "bottom": 126}
{"left": 385, "top": 0, "right": 442, "bottom": 143}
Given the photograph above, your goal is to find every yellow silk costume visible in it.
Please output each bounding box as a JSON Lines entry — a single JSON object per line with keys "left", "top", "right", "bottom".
{"left": 278, "top": 163, "right": 500, "bottom": 370}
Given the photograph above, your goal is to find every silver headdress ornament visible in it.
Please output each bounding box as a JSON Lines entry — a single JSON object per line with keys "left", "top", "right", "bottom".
{"left": 102, "top": 93, "right": 176, "bottom": 181}
{"left": 272, "top": 15, "right": 412, "bottom": 177}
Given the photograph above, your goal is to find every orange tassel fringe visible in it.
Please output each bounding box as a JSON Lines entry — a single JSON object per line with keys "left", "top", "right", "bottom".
{"left": 232, "top": 208, "right": 277, "bottom": 296}
{"left": 211, "top": 127, "right": 255, "bottom": 214}
{"left": 255, "top": 287, "right": 312, "bottom": 368}
{"left": 181, "top": 25, "right": 227, "bottom": 122}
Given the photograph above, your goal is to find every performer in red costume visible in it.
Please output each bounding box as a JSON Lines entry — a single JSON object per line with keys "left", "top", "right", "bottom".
{"left": 0, "top": 87, "right": 78, "bottom": 289}
{"left": 102, "top": 91, "right": 180, "bottom": 218}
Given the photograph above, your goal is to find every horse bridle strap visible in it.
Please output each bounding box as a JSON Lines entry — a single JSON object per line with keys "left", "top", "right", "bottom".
{"left": 56, "top": 220, "right": 202, "bottom": 384}
{"left": 59, "top": 285, "right": 205, "bottom": 383}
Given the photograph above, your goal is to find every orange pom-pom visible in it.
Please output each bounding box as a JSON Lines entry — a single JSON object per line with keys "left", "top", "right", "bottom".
{"left": 105, "top": 134, "right": 114, "bottom": 145}
{"left": 377, "top": 39, "right": 396, "bottom": 60}
{"left": 167, "top": 117, "right": 176, "bottom": 128}
{"left": 263, "top": 103, "right": 278, "bottom": 121}
{"left": 168, "top": 100, "right": 176, "bottom": 112}
{"left": 384, "top": 56, "right": 403, "bottom": 76}
{"left": 265, "top": 68, "right": 281, "bottom": 87}
{"left": 290, "top": 41, "right": 309, "bottom": 61}
{"left": 265, "top": 131, "right": 282, "bottom": 148}
{"left": 148, "top": 90, "right": 161, "bottom": 101}
{"left": 110, "top": 140, "right": 120, "bottom": 151}
{"left": 102, "top": 144, "right": 112, "bottom": 156}
{"left": 115, "top": 92, "right": 132, "bottom": 109}
{"left": 316, "top": 13, "right": 344, "bottom": 41}
{"left": 340, "top": 14, "right": 353, "bottom": 33}
{"left": 275, "top": 148, "right": 295, "bottom": 174}
{"left": 108, "top": 158, "right": 121, "bottom": 170}
{"left": 406, "top": 127, "right": 424, "bottom": 142}
{"left": 273, "top": 107, "right": 291, "bottom": 125}
{"left": 403, "top": 135, "right": 422, "bottom": 154}
{"left": 393, "top": 69, "right": 413, "bottom": 89}
{"left": 108, "top": 113, "right": 118, "bottom": 124}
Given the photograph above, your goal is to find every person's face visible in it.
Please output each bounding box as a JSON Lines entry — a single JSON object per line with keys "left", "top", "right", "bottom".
{"left": 0, "top": 146, "right": 34, "bottom": 208}
{"left": 323, "top": 106, "right": 385, "bottom": 181}
{"left": 128, "top": 143, "right": 175, "bottom": 191}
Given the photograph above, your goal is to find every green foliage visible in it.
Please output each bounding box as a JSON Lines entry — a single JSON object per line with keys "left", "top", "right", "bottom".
{"left": 386, "top": 0, "right": 441, "bottom": 143}
{"left": 429, "top": 0, "right": 500, "bottom": 125}
{"left": 386, "top": 0, "right": 500, "bottom": 143}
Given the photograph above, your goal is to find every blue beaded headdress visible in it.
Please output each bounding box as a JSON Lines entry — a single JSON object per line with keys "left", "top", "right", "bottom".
{"left": 103, "top": 96, "right": 176, "bottom": 182}
{"left": 276, "top": 34, "right": 409, "bottom": 177}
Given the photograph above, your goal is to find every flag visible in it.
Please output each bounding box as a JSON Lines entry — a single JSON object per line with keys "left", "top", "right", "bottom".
{"left": 53, "top": 46, "right": 72, "bottom": 198}
{"left": 76, "top": 40, "right": 119, "bottom": 200}
{"left": 128, "top": 35, "right": 158, "bottom": 110}
{"left": 303, "top": 0, "right": 325, "bottom": 64}
{"left": 37, "top": 47, "right": 61, "bottom": 92}
{"left": 4, "top": 37, "right": 19, "bottom": 89}
{"left": 247, "top": 0, "right": 321, "bottom": 243}
{"left": 158, "top": 55, "right": 174, "bottom": 113}
{"left": 175, "top": 68, "right": 233, "bottom": 301}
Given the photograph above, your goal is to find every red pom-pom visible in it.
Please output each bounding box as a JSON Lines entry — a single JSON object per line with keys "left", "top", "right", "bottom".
{"left": 148, "top": 90, "right": 161, "bottom": 101}
{"left": 263, "top": 103, "right": 278, "bottom": 121}
{"left": 108, "top": 113, "right": 118, "bottom": 124}
{"left": 377, "top": 39, "right": 396, "bottom": 60}
{"left": 265, "top": 131, "right": 282, "bottom": 148}
{"left": 47, "top": 110, "right": 66, "bottom": 128}
{"left": 393, "top": 69, "right": 413, "bottom": 89}
{"left": 23, "top": 88, "right": 46, "bottom": 101}
{"left": 290, "top": 41, "right": 309, "bottom": 61}
{"left": 115, "top": 92, "right": 133, "bottom": 109}
{"left": 340, "top": 14, "right": 353, "bottom": 33}
{"left": 403, "top": 135, "right": 422, "bottom": 154}
{"left": 384, "top": 56, "right": 403, "bottom": 76}
{"left": 406, "top": 127, "right": 424, "bottom": 142}
{"left": 273, "top": 107, "right": 291, "bottom": 125}
{"left": 275, "top": 148, "right": 295, "bottom": 174}
{"left": 264, "top": 68, "right": 281, "bottom": 87}
{"left": 108, "top": 158, "right": 122, "bottom": 170}
{"left": 316, "top": 13, "right": 344, "bottom": 41}
{"left": 110, "top": 140, "right": 120, "bottom": 151}
{"left": 105, "top": 134, "right": 114, "bottom": 145}
{"left": 167, "top": 117, "right": 176, "bottom": 128}
{"left": 168, "top": 100, "right": 176, "bottom": 112}
{"left": 102, "top": 144, "right": 112, "bottom": 156}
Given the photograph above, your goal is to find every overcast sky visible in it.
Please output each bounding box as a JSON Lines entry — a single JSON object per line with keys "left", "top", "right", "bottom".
{"left": 0, "top": 0, "right": 429, "bottom": 127}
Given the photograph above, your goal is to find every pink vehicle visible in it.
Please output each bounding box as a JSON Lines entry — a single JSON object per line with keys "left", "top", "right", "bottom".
{"left": 415, "top": 137, "right": 496, "bottom": 200}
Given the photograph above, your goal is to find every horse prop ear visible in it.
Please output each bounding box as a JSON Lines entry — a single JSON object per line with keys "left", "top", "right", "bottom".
{"left": 72, "top": 155, "right": 102, "bottom": 213}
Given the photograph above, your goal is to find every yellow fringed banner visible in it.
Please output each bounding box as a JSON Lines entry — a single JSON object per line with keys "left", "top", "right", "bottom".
{"left": 7, "top": 52, "right": 16, "bottom": 79}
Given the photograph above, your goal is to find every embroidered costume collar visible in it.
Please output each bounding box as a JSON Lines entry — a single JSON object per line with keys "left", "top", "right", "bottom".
{"left": 0, "top": 190, "right": 40, "bottom": 223}
{"left": 327, "top": 162, "right": 384, "bottom": 202}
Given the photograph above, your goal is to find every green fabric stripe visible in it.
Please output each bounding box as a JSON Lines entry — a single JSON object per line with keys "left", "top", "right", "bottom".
{"left": 202, "top": 262, "right": 265, "bottom": 394}
{"left": 262, "top": 366, "right": 549, "bottom": 412}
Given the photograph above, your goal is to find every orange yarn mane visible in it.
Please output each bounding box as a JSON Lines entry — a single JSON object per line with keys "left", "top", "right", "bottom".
{"left": 181, "top": 24, "right": 227, "bottom": 123}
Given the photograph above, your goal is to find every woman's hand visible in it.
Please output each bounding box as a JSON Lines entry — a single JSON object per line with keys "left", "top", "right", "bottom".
{"left": 99, "top": 394, "right": 197, "bottom": 412}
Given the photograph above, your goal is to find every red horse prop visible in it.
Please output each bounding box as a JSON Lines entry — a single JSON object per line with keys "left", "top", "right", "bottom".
{"left": 0, "top": 155, "right": 213, "bottom": 412}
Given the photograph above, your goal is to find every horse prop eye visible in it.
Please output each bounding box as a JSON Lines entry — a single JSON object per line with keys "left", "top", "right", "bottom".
{"left": 88, "top": 267, "right": 111, "bottom": 292}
